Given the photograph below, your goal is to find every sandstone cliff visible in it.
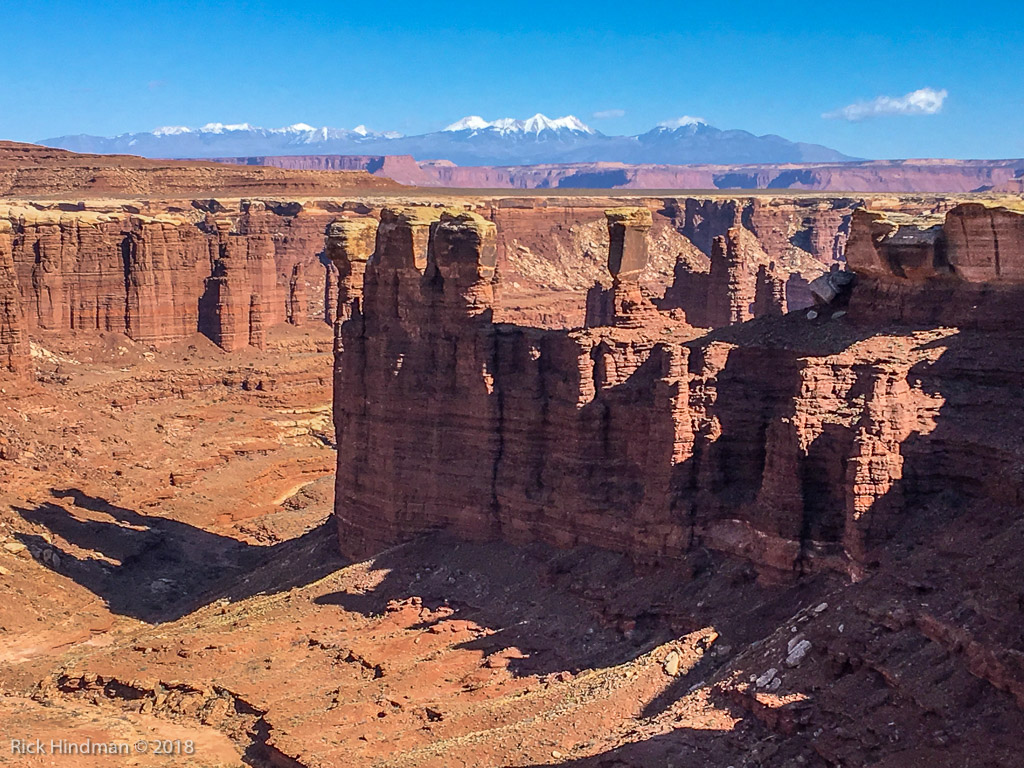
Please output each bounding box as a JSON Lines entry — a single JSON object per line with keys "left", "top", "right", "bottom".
{"left": 847, "top": 201, "right": 1024, "bottom": 329}
{"left": 0, "top": 193, "right": 826, "bottom": 357}
{"left": 0, "top": 220, "right": 29, "bottom": 376}
{"left": 0, "top": 141, "right": 400, "bottom": 198}
{"left": 2, "top": 185, "right": 1002, "bottom": 359}
{"left": 332, "top": 202, "right": 1024, "bottom": 587}
{"left": 218, "top": 153, "right": 1024, "bottom": 193}
{"left": 2, "top": 201, "right": 336, "bottom": 351}
{"left": 207, "top": 154, "right": 434, "bottom": 186}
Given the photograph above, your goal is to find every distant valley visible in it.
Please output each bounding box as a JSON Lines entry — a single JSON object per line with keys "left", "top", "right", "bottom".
{"left": 38, "top": 116, "right": 1024, "bottom": 192}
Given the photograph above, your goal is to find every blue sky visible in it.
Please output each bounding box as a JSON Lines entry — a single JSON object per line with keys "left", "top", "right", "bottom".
{"left": 3, "top": 0, "right": 1022, "bottom": 159}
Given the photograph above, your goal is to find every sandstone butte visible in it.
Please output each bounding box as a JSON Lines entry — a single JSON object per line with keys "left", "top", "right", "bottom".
{"left": 331, "top": 198, "right": 1024, "bottom": 574}
{"left": 3, "top": 142, "right": 1024, "bottom": 767}
{"left": 327, "top": 197, "right": 1024, "bottom": 764}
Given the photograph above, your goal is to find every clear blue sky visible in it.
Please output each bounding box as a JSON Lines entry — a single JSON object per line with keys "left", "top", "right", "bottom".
{"left": 3, "top": 0, "right": 1022, "bottom": 159}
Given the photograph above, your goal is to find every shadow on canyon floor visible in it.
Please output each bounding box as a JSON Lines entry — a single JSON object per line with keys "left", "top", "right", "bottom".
{"left": 524, "top": 326, "right": 1024, "bottom": 768}
{"left": 314, "top": 537, "right": 673, "bottom": 681}
{"left": 313, "top": 533, "right": 830, "bottom": 696}
{"left": 14, "top": 487, "right": 346, "bottom": 623}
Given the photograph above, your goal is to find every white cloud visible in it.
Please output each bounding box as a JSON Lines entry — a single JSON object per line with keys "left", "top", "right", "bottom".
{"left": 823, "top": 87, "right": 948, "bottom": 121}
{"left": 657, "top": 115, "right": 706, "bottom": 128}
{"left": 592, "top": 108, "right": 626, "bottom": 119}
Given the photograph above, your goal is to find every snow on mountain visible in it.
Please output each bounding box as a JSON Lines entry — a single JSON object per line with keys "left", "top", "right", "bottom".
{"left": 39, "top": 116, "right": 855, "bottom": 165}
{"left": 443, "top": 113, "right": 596, "bottom": 135}
{"left": 444, "top": 116, "right": 493, "bottom": 132}
{"left": 152, "top": 125, "right": 192, "bottom": 136}
{"left": 656, "top": 116, "right": 707, "bottom": 129}
{"left": 151, "top": 122, "right": 382, "bottom": 138}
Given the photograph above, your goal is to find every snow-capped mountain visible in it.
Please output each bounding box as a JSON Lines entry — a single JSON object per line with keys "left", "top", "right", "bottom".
{"left": 39, "top": 114, "right": 854, "bottom": 165}
{"left": 42, "top": 122, "right": 403, "bottom": 158}
{"left": 443, "top": 114, "right": 595, "bottom": 135}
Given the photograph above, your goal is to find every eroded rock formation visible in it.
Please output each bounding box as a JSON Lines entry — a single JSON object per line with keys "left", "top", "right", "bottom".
{"left": 0, "top": 141, "right": 400, "bottom": 197}
{"left": 333, "top": 202, "right": 1024, "bottom": 587}
{"left": 221, "top": 152, "right": 1024, "bottom": 193}
{"left": 2, "top": 201, "right": 340, "bottom": 351}
{"left": 0, "top": 221, "right": 29, "bottom": 376}
{"left": 324, "top": 217, "right": 376, "bottom": 325}
{"left": 847, "top": 202, "right": 1024, "bottom": 328}
{"left": 584, "top": 208, "right": 660, "bottom": 328}
{"left": 4, "top": 189, "right": 1005, "bottom": 360}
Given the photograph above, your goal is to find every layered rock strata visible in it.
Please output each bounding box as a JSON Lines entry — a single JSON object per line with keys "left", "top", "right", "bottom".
{"left": 847, "top": 202, "right": 1024, "bottom": 329}
{"left": 584, "top": 208, "right": 660, "bottom": 328}
{"left": 0, "top": 221, "right": 29, "bottom": 376}
{"left": 324, "top": 217, "right": 378, "bottom": 325}
{"left": 217, "top": 152, "right": 1024, "bottom": 193}
{"left": 0, "top": 141, "right": 399, "bottom": 197}
{"left": 2, "top": 201, "right": 340, "bottom": 351}
{"left": 2, "top": 191, "right": 998, "bottom": 358}
{"left": 333, "top": 202, "right": 1024, "bottom": 586}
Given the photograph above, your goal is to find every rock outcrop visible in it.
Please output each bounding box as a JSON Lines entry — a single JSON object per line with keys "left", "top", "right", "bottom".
{"left": 0, "top": 141, "right": 400, "bottom": 197}
{"left": 658, "top": 225, "right": 785, "bottom": 327}
{"left": 208, "top": 154, "right": 434, "bottom": 186}
{"left": 0, "top": 221, "right": 29, "bottom": 376}
{"left": 333, "top": 202, "right": 1024, "bottom": 587}
{"left": 584, "top": 208, "right": 660, "bottom": 328}
{"left": 2, "top": 201, "right": 340, "bottom": 351}
{"left": 220, "top": 153, "right": 1024, "bottom": 193}
{"left": 847, "top": 202, "right": 1024, "bottom": 328}
{"left": 324, "top": 217, "right": 376, "bottom": 325}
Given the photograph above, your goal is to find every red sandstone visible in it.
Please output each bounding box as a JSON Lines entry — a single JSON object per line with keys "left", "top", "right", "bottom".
{"left": 212, "top": 153, "right": 1024, "bottom": 193}
{"left": 4, "top": 140, "right": 1024, "bottom": 767}
{"left": 332, "top": 200, "right": 1024, "bottom": 582}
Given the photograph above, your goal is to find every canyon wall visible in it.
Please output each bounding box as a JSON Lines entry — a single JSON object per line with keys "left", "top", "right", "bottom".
{"left": 1, "top": 192, "right": 888, "bottom": 362}
{"left": 475, "top": 194, "right": 920, "bottom": 327}
{"left": 0, "top": 220, "right": 29, "bottom": 376}
{"left": 847, "top": 202, "right": 1024, "bottom": 329}
{"left": 207, "top": 154, "right": 433, "bottom": 186}
{"left": 2, "top": 201, "right": 336, "bottom": 353}
{"left": 332, "top": 202, "right": 1024, "bottom": 582}
{"left": 0, "top": 141, "right": 399, "bottom": 198}
{"left": 215, "top": 153, "right": 1024, "bottom": 193}
{"left": 419, "top": 159, "right": 1024, "bottom": 193}
{"left": 2, "top": 187, "right": 991, "bottom": 385}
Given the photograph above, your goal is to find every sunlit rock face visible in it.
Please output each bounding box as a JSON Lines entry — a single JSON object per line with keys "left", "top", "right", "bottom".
{"left": 0, "top": 201, "right": 336, "bottom": 351}
{"left": 333, "top": 201, "right": 1024, "bottom": 584}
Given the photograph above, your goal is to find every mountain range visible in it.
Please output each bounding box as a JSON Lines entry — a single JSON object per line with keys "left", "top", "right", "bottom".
{"left": 39, "top": 114, "right": 856, "bottom": 166}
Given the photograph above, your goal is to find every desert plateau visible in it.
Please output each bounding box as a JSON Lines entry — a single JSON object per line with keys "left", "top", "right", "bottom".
{"left": 3, "top": 3, "right": 1024, "bottom": 767}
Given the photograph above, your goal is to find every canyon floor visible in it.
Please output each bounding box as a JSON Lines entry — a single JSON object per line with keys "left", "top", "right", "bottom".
{"left": 1, "top": 145, "right": 1021, "bottom": 765}
{"left": 2, "top": 318, "right": 1022, "bottom": 768}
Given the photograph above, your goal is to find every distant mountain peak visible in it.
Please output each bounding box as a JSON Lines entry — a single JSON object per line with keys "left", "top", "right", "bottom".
{"left": 197, "top": 122, "right": 255, "bottom": 133}
{"left": 656, "top": 116, "right": 708, "bottom": 129}
{"left": 444, "top": 116, "right": 491, "bottom": 132}
{"left": 146, "top": 122, "right": 400, "bottom": 140}
{"left": 152, "top": 125, "right": 192, "bottom": 136}
{"left": 40, "top": 116, "right": 854, "bottom": 165}
{"left": 443, "top": 113, "right": 595, "bottom": 135}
